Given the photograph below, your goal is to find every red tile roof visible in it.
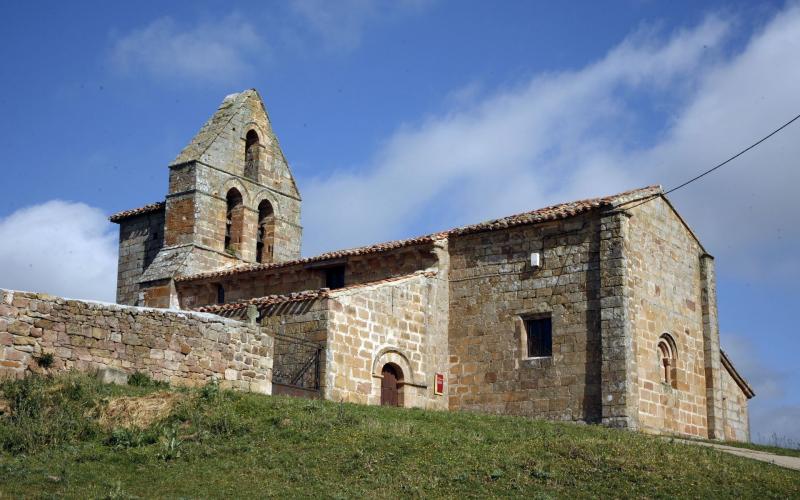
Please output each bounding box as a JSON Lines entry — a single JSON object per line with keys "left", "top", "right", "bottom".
{"left": 175, "top": 233, "right": 445, "bottom": 282}
{"left": 177, "top": 185, "right": 661, "bottom": 284}
{"left": 109, "top": 201, "right": 166, "bottom": 223}
{"left": 196, "top": 289, "right": 327, "bottom": 314}
{"left": 195, "top": 272, "right": 436, "bottom": 314}
{"left": 447, "top": 185, "right": 661, "bottom": 236}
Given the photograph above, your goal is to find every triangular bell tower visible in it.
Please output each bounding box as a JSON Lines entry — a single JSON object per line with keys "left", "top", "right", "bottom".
{"left": 113, "top": 89, "right": 303, "bottom": 308}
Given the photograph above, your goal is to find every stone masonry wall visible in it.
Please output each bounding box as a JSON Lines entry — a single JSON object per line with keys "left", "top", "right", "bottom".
{"left": 205, "top": 270, "right": 448, "bottom": 407}
{"left": 0, "top": 289, "right": 272, "bottom": 393}
{"left": 720, "top": 363, "right": 750, "bottom": 442}
{"left": 182, "top": 162, "right": 302, "bottom": 264}
{"left": 140, "top": 280, "right": 175, "bottom": 310}
{"left": 116, "top": 211, "right": 165, "bottom": 305}
{"left": 160, "top": 161, "right": 301, "bottom": 279}
{"left": 177, "top": 245, "right": 436, "bottom": 309}
{"left": 326, "top": 272, "right": 449, "bottom": 410}
{"left": 627, "top": 198, "right": 709, "bottom": 438}
{"left": 447, "top": 215, "right": 603, "bottom": 422}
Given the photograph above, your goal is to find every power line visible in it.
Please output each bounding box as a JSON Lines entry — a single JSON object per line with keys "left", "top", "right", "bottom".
{"left": 620, "top": 112, "right": 800, "bottom": 211}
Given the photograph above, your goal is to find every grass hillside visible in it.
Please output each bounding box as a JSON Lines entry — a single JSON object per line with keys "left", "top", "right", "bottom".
{"left": 0, "top": 374, "right": 798, "bottom": 499}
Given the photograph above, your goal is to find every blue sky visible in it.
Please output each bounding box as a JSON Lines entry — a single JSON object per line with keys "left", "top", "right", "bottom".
{"left": 1, "top": 0, "right": 798, "bottom": 444}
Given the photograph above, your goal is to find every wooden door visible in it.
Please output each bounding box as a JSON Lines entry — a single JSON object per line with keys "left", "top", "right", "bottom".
{"left": 380, "top": 364, "right": 399, "bottom": 406}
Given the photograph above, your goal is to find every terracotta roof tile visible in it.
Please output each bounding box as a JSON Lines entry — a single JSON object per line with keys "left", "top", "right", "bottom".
{"left": 194, "top": 272, "right": 436, "bottom": 314}
{"left": 448, "top": 185, "right": 661, "bottom": 236}
{"left": 176, "top": 185, "right": 661, "bottom": 283}
{"left": 175, "top": 234, "right": 445, "bottom": 282}
{"left": 109, "top": 201, "right": 166, "bottom": 223}
{"left": 196, "top": 289, "right": 327, "bottom": 314}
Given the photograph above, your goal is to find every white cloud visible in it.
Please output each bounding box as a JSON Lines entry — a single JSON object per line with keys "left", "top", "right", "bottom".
{"left": 289, "top": 0, "right": 434, "bottom": 51}
{"left": 301, "top": 5, "right": 800, "bottom": 289}
{"left": 301, "top": 14, "right": 731, "bottom": 252}
{"left": 110, "top": 14, "right": 264, "bottom": 83}
{"left": 627, "top": 5, "right": 800, "bottom": 283}
{"left": 290, "top": 0, "right": 375, "bottom": 51}
{"left": 0, "top": 201, "right": 117, "bottom": 302}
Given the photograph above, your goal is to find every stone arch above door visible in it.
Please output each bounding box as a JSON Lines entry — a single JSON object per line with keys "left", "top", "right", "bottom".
{"left": 371, "top": 348, "right": 415, "bottom": 386}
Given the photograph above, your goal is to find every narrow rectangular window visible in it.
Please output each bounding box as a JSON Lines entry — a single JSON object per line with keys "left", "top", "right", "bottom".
{"left": 325, "top": 266, "right": 346, "bottom": 290}
{"left": 525, "top": 317, "right": 552, "bottom": 358}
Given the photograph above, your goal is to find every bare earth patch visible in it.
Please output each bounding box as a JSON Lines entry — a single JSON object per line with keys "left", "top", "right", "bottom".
{"left": 97, "top": 392, "right": 184, "bottom": 429}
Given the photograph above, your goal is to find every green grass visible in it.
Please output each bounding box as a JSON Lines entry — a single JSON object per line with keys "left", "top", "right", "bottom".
{"left": 1, "top": 374, "right": 798, "bottom": 499}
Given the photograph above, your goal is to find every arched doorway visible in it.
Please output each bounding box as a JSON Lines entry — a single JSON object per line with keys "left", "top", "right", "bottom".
{"left": 380, "top": 363, "right": 403, "bottom": 407}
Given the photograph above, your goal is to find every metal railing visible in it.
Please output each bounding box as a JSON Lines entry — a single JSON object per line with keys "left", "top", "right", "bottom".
{"left": 272, "top": 333, "right": 322, "bottom": 391}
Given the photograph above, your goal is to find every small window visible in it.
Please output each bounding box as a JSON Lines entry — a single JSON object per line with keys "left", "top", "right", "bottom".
{"left": 525, "top": 317, "right": 552, "bottom": 358}
{"left": 216, "top": 284, "right": 225, "bottom": 304}
{"left": 325, "top": 266, "right": 345, "bottom": 290}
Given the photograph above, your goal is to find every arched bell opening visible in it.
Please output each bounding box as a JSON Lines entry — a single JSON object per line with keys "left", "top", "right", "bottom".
{"left": 256, "top": 199, "right": 275, "bottom": 264}
{"left": 244, "top": 129, "right": 260, "bottom": 182}
{"left": 224, "top": 188, "right": 244, "bottom": 255}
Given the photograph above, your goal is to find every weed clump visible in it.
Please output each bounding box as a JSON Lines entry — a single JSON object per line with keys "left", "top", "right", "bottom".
{"left": 35, "top": 352, "right": 54, "bottom": 369}
{"left": 0, "top": 373, "right": 100, "bottom": 453}
{"left": 0, "top": 373, "right": 175, "bottom": 454}
{"left": 127, "top": 371, "right": 168, "bottom": 389}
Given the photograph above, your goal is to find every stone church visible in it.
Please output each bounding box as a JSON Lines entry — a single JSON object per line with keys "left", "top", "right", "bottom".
{"left": 109, "top": 89, "right": 753, "bottom": 442}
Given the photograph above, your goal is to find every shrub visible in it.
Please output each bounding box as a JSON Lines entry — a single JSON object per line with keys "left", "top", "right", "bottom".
{"left": 199, "top": 378, "right": 220, "bottom": 401}
{"left": 157, "top": 424, "right": 183, "bottom": 461}
{"left": 35, "top": 352, "right": 54, "bottom": 369}
{"left": 106, "top": 427, "right": 159, "bottom": 449}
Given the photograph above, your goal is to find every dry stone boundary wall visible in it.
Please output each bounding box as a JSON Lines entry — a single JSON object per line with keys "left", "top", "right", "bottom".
{"left": 0, "top": 289, "right": 273, "bottom": 393}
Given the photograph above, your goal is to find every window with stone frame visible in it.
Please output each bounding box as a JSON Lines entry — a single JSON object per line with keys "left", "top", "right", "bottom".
{"left": 524, "top": 316, "right": 552, "bottom": 358}
{"left": 658, "top": 334, "right": 678, "bottom": 389}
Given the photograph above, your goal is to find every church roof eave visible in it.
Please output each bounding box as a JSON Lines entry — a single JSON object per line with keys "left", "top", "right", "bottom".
{"left": 176, "top": 185, "right": 663, "bottom": 284}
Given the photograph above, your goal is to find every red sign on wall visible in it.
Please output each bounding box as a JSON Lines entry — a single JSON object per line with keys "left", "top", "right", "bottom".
{"left": 434, "top": 372, "right": 445, "bottom": 395}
